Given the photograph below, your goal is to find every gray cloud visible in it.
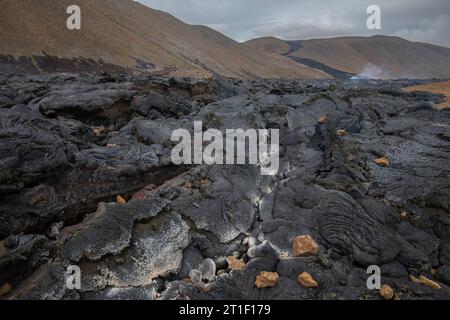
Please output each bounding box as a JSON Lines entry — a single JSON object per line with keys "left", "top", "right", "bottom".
{"left": 394, "top": 14, "right": 450, "bottom": 47}
{"left": 138, "top": 0, "right": 450, "bottom": 47}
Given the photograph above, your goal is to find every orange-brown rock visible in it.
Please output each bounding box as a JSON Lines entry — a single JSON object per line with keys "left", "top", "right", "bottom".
{"left": 255, "top": 272, "right": 279, "bottom": 288}
{"left": 292, "top": 235, "right": 319, "bottom": 257}
{"left": 116, "top": 195, "right": 127, "bottom": 204}
{"left": 410, "top": 275, "right": 441, "bottom": 289}
{"left": 374, "top": 156, "right": 390, "bottom": 167}
{"left": 410, "top": 274, "right": 421, "bottom": 284}
{"left": 93, "top": 127, "right": 105, "bottom": 136}
{"left": 418, "top": 275, "right": 441, "bottom": 289}
{"left": 0, "top": 283, "right": 12, "bottom": 297}
{"left": 337, "top": 129, "right": 347, "bottom": 137}
{"left": 318, "top": 115, "right": 328, "bottom": 124}
{"left": 226, "top": 256, "right": 246, "bottom": 271}
{"left": 379, "top": 284, "right": 394, "bottom": 300}
{"left": 298, "top": 272, "right": 318, "bottom": 288}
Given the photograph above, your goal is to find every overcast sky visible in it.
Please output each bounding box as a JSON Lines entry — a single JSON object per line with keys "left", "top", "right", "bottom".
{"left": 138, "top": 0, "right": 450, "bottom": 47}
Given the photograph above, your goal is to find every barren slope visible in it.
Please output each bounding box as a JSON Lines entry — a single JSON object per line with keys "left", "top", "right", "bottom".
{"left": 245, "top": 36, "right": 450, "bottom": 79}
{"left": 244, "top": 36, "right": 292, "bottom": 55}
{"left": 0, "top": 0, "right": 327, "bottom": 78}
{"left": 403, "top": 80, "right": 450, "bottom": 109}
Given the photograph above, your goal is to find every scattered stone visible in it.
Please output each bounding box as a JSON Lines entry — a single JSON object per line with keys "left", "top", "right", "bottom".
{"left": 189, "top": 269, "right": 202, "bottom": 286}
{"left": 419, "top": 276, "right": 441, "bottom": 289}
{"left": 255, "top": 272, "right": 279, "bottom": 288}
{"left": 298, "top": 272, "right": 318, "bottom": 288}
{"left": 292, "top": 235, "right": 319, "bottom": 257}
{"left": 116, "top": 195, "right": 127, "bottom": 204}
{"left": 379, "top": 284, "right": 394, "bottom": 300}
{"left": 337, "top": 129, "right": 347, "bottom": 137}
{"left": 201, "top": 259, "right": 217, "bottom": 282}
{"left": 226, "top": 256, "right": 246, "bottom": 271}
{"left": 410, "top": 274, "right": 422, "bottom": 284}
{"left": 0, "top": 282, "right": 12, "bottom": 296}
{"left": 93, "top": 127, "right": 105, "bottom": 136}
{"left": 189, "top": 258, "right": 218, "bottom": 291}
{"left": 318, "top": 115, "right": 328, "bottom": 124}
{"left": 374, "top": 156, "right": 390, "bottom": 167}
{"left": 410, "top": 275, "right": 442, "bottom": 289}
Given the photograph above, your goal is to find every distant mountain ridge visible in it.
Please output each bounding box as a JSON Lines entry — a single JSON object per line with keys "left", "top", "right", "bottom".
{"left": 245, "top": 36, "right": 450, "bottom": 79}
{"left": 1, "top": 0, "right": 449, "bottom": 79}
{"left": 0, "top": 0, "right": 327, "bottom": 79}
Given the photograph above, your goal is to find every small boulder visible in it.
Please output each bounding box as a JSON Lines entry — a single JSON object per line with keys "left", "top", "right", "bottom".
{"left": 379, "top": 284, "right": 394, "bottom": 300}
{"left": 292, "top": 235, "right": 319, "bottom": 257}
{"left": 0, "top": 283, "right": 12, "bottom": 297}
{"left": 201, "top": 258, "right": 217, "bottom": 282}
{"left": 116, "top": 195, "right": 127, "bottom": 204}
{"left": 255, "top": 272, "right": 279, "bottom": 288}
{"left": 374, "top": 156, "right": 390, "bottom": 167}
{"left": 410, "top": 274, "right": 441, "bottom": 289}
{"left": 298, "top": 272, "right": 318, "bottom": 288}
{"left": 318, "top": 115, "right": 328, "bottom": 124}
{"left": 226, "top": 256, "right": 246, "bottom": 271}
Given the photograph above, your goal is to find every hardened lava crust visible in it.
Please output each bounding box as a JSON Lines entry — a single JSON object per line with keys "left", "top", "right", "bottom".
{"left": 0, "top": 73, "right": 449, "bottom": 300}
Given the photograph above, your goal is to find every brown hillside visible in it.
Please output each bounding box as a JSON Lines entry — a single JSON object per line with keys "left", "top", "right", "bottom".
{"left": 0, "top": 0, "right": 328, "bottom": 79}
{"left": 245, "top": 36, "right": 450, "bottom": 79}
{"left": 403, "top": 80, "right": 450, "bottom": 109}
{"left": 244, "top": 37, "right": 291, "bottom": 55}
